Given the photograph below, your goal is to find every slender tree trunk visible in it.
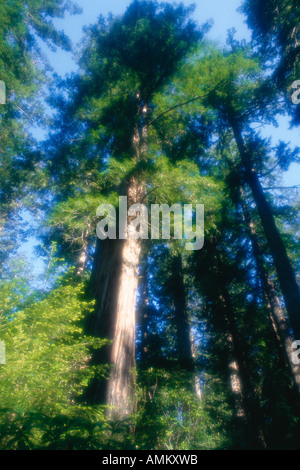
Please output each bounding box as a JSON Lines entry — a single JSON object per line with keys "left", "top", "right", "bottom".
{"left": 220, "top": 289, "right": 266, "bottom": 448}
{"left": 171, "top": 254, "right": 202, "bottom": 400}
{"left": 76, "top": 224, "right": 90, "bottom": 277}
{"left": 226, "top": 333, "right": 247, "bottom": 420}
{"left": 190, "top": 328, "right": 202, "bottom": 400}
{"left": 212, "top": 246, "right": 267, "bottom": 448}
{"left": 231, "top": 121, "right": 300, "bottom": 340}
{"left": 239, "top": 191, "right": 300, "bottom": 398}
{"left": 138, "top": 252, "right": 150, "bottom": 367}
{"left": 171, "top": 254, "right": 194, "bottom": 370}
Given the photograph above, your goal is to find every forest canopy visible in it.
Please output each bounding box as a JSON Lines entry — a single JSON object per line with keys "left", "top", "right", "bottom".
{"left": 0, "top": 0, "right": 299, "bottom": 450}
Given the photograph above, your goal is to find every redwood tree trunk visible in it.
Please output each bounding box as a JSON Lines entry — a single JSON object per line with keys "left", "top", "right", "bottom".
{"left": 211, "top": 246, "right": 267, "bottom": 448}
{"left": 231, "top": 122, "right": 300, "bottom": 340}
{"left": 88, "top": 98, "right": 148, "bottom": 420}
{"left": 171, "top": 254, "right": 194, "bottom": 370}
{"left": 240, "top": 192, "right": 300, "bottom": 399}
{"left": 171, "top": 254, "right": 202, "bottom": 399}
{"left": 105, "top": 234, "right": 142, "bottom": 418}
{"left": 89, "top": 184, "right": 143, "bottom": 419}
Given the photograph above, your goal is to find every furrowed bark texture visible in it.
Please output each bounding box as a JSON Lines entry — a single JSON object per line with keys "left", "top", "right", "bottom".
{"left": 89, "top": 98, "right": 148, "bottom": 420}
{"left": 89, "top": 184, "right": 143, "bottom": 419}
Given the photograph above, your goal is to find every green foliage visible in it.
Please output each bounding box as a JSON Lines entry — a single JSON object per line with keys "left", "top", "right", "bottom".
{"left": 240, "top": 0, "right": 300, "bottom": 123}
{"left": 134, "top": 367, "right": 232, "bottom": 450}
{"left": 0, "top": 0, "right": 80, "bottom": 268}
{"left": 0, "top": 270, "right": 111, "bottom": 449}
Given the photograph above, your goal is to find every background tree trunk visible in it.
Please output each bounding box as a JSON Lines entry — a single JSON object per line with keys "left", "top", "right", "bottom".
{"left": 171, "top": 254, "right": 194, "bottom": 371}
{"left": 213, "top": 246, "right": 267, "bottom": 448}
{"left": 240, "top": 192, "right": 300, "bottom": 400}
{"left": 231, "top": 121, "right": 300, "bottom": 340}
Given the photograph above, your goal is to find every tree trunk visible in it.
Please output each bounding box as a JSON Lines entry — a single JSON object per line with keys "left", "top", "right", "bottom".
{"left": 105, "top": 233, "right": 141, "bottom": 419}
{"left": 226, "top": 334, "right": 247, "bottom": 420}
{"left": 89, "top": 183, "right": 143, "bottom": 419}
{"left": 239, "top": 191, "right": 300, "bottom": 399}
{"left": 213, "top": 246, "right": 267, "bottom": 448}
{"left": 171, "top": 253, "right": 203, "bottom": 400}
{"left": 222, "top": 293, "right": 267, "bottom": 447}
{"left": 76, "top": 224, "right": 90, "bottom": 277}
{"left": 171, "top": 254, "right": 194, "bottom": 370}
{"left": 88, "top": 96, "right": 148, "bottom": 420}
{"left": 190, "top": 328, "right": 202, "bottom": 400}
{"left": 231, "top": 121, "right": 300, "bottom": 340}
{"left": 138, "top": 251, "right": 150, "bottom": 367}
